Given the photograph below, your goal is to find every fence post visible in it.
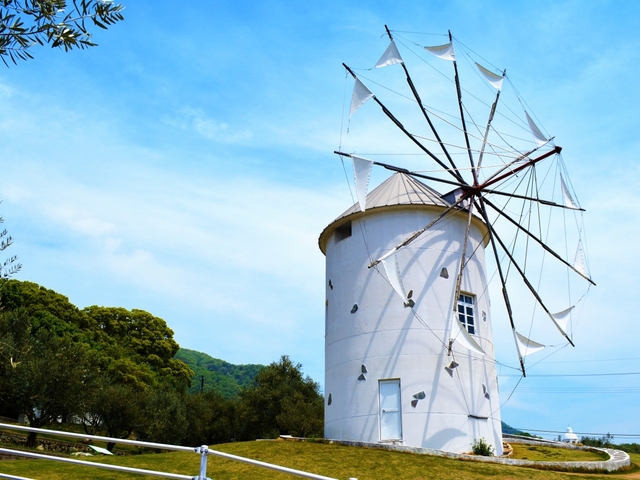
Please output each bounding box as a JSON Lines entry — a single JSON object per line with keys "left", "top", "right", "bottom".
{"left": 196, "top": 445, "right": 209, "bottom": 480}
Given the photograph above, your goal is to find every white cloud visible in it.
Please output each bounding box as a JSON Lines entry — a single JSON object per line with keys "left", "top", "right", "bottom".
{"left": 43, "top": 205, "right": 115, "bottom": 237}
{"left": 166, "top": 107, "right": 253, "bottom": 143}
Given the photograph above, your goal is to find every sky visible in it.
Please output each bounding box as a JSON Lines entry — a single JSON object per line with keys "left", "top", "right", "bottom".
{"left": 0, "top": 0, "right": 639, "bottom": 442}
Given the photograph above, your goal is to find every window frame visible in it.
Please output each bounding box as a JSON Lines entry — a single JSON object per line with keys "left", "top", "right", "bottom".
{"left": 457, "top": 293, "right": 476, "bottom": 335}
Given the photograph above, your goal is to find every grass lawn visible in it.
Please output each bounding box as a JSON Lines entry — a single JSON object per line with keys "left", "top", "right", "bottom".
{"left": 0, "top": 440, "right": 637, "bottom": 480}
{"left": 510, "top": 443, "right": 609, "bottom": 462}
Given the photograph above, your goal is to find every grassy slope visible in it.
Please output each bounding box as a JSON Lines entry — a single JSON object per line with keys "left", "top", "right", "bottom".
{"left": 510, "top": 443, "right": 608, "bottom": 461}
{"left": 0, "top": 441, "right": 638, "bottom": 480}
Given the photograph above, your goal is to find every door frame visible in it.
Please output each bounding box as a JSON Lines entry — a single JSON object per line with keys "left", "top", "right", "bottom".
{"left": 378, "top": 378, "right": 403, "bottom": 441}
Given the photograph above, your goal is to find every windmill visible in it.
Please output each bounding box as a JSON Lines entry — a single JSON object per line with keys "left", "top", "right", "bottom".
{"left": 319, "top": 26, "right": 593, "bottom": 454}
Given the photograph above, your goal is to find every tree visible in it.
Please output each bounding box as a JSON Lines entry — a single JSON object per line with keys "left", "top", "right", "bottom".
{"left": 239, "top": 355, "right": 323, "bottom": 440}
{"left": 138, "top": 385, "right": 188, "bottom": 445}
{"left": 581, "top": 433, "right": 615, "bottom": 448}
{"left": 0, "top": 312, "right": 99, "bottom": 447}
{"left": 81, "top": 381, "right": 148, "bottom": 452}
{"left": 183, "top": 391, "right": 241, "bottom": 446}
{"left": 0, "top": 281, "right": 195, "bottom": 449}
{"left": 83, "top": 306, "right": 193, "bottom": 388}
{"left": 0, "top": 279, "right": 91, "bottom": 329}
{"left": 0, "top": 212, "right": 20, "bottom": 280}
{"left": 0, "top": 0, "right": 124, "bottom": 65}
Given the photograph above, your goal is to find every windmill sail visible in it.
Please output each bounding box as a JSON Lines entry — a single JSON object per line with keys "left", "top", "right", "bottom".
{"left": 550, "top": 306, "right": 574, "bottom": 334}
{"left": 524, "top": 111, "right": 548, "bottom": 146}
{"left": 573, "top": 240, "right": 589, "bottom": 278}
{"left": 424, "top": 42, "right": 455, "bottom": 61}
{"left": 514, "top": 331, "right": 545, "bottom": 357}
{"left": 352, "top": 156, "right": 373, "bottom": 212}
{"left": 350, "top": 78, "right": 374, "bottom": 118}
{"left": 381, "top": 251, "right": 409, "bottom": 303}
{"left": 376, "top": 40, "right": 403, "bottom": 68}
{"left": 560, "top": 173, "right": 580, "bottom": 209}
{"left": 450, "top": 314, "right": 485, "bottom": 356}
{"left": 475, "top": 63, "right": 504, "bottom": 90}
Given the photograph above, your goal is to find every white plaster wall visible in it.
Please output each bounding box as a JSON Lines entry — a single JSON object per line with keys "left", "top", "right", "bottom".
{"left": 323, "top": 207, "right": 503, "bottom": 455}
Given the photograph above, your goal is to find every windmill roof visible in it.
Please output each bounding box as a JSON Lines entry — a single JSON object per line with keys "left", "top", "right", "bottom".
{"left": 319, "top": 172, "right": 452, "bottom": 253}
{"left": 341, "top": 172, "right": 449, "bottom": 218}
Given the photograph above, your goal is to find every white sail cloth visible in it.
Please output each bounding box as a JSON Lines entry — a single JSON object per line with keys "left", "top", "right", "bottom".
{"left": 550, "top": 306, "right": 574, "bottom": 335}
{"left": 350, "top": 78, "right": 374, "bottom": 118}
{"left": 450, "top": 313, "right": 486, "bottom": 356}
{"left": 573, "top": 240, "right": 589, "bottom": 278}
{"left": 514, "top": 331, "right": 545, "bottom": 357}
{"left": 475, "top": 63, "right": 504, "bottom": 90}
{"left": 381, "top": 251, "right": 410, "bottom": 303}
{"left": 524, "top": 111, "right": 548, "bottom": 146}
{"left": 560, "top": 173, "right": 580, "bottom": 210}
{"left": 352, "top": 156, "right": 373, "bottom": 212}
{"left": 424, "top": 42, "right": 455, "bottom": 61}
{"left": 376, "top": 40, "right": 403, "bottom": 68}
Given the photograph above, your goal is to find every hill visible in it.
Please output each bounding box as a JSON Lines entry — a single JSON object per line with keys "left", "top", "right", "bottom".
{"left": 175, "top": 348, "right": 263, "bottom": 397}
{"left": 501, "top": 421, "right": 532, "bottom": 436}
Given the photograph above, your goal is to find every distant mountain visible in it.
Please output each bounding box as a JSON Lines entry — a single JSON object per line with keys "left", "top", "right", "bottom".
{"left": 501, "top": 421, "right": 531, "bottom": 436}
{"left": 175, "top": 348, "right": 264, "bottom": 398}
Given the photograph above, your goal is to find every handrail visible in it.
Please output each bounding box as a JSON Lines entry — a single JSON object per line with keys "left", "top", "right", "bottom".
{"left": 204, "top": 447, "right": 338, "bottom": 479}
{"left": 0, "top": 423, "right": 343, "bottom": 480}
{"left": 0, "top": 423, "right": 194, "bottom": 452}
{"left": 0, "top": 472, "right": 34, "bottom": 480}
{"left": 0, "top": 448, "right": 192, "bottom": 479}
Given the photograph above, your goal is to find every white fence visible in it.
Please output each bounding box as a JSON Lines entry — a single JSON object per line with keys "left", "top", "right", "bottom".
{"left": 0, "top": 423, "right": 344, "bottom": 480}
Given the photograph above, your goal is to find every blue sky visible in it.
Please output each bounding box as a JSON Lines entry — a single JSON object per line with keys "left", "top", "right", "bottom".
{"left": 1, "top": 0, "right": 639, "bottom": 441}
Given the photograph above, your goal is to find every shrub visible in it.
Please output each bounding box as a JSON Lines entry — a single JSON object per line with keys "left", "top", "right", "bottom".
{"left": 472, "top": 437, "right": 494, "bottom": 456}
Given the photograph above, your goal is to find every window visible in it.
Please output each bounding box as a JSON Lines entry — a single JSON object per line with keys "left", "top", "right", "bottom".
{"left": 458, "top": 293, "right": 475, "bottom": 335}
{"left": 334, "top": 221, "right": 352, "bottom": 242}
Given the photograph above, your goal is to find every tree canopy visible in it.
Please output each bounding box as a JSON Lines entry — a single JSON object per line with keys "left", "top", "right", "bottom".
{"left": 83, "top": 306, "right": 193, "bottom": 387}
{"left": 0, "top": 212, "right": 20, "bottom": 278}
{"left": 0, "top": 0, "right": 124, "bottom": 65}
{"left": 0, "top": 280, "right": 324, "bottom": 449}
{"left": 240, "top": 355, "right": 323, "bottom": 439}
{"left": 0, "top": 280, "right": 194, "bottom": 446}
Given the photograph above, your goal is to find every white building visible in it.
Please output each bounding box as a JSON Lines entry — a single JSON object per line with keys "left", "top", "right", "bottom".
{"left": 563, "top": 426, "right": 579, "bottom": 444}
{"left": 319, "top": 172, "right": 503, "bottom": 455}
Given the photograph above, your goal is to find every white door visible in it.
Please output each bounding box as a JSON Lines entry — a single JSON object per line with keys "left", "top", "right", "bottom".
{"left": 379, "top": 379, "right": 402, "bottom": 441}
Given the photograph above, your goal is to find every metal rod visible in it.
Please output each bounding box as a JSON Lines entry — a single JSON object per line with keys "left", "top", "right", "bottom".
{"left": 368, "top": 193, "right": 472, "bottom": 268}
{"left": 480, "top": 187, "right": 585, "bottom": 211}
{"left": 333, "top": 151, "right": 466, "bottom": 190}
{"left": 474, "top": 197, "right": 527, "bottom": 376}
{"left": 0, "top": 423, "right": 339, "bottom": 480}
{"left": 0, "top": 448, "right": 192, "bottom": 479}
{"left": 0, "top": 472, "right": 34, "bottom": 480}
{"left": 481, "top": 197, "right": 595, "bottom": 285}
{"left": 479, "top": 145, "right": 543, "bottom": 186}
{"left": 488, "top": 221, "right": 576, "bottom": 347}
{"left": 479, "top": 146, "right": 562, "bottom": 190}
{"left": 494, "top": 208, "right": 575, "bottom": 347}
{"left": 0, "top": 423, "right": 194, "bottom": 453}
{"left": 476, "top": 69, "right": 505, "bottom": 170}
{"left": 342, "top": 63, "right": 466, "bottom": 184}
{"left": 334, "top": 150, "right": 581, "bottom": 212}
{"left": 197, "top": 445, "right": 209, "bottom": 480}
{"left": 383, "top": 25, "right": 465, "bottom": 183}
{"left": 206, "top": 449, "right": 339, "bottom": 480}
{"left": 452, "top": 203, "right": 475, "bottom": 314}
{"left": 449, "top": 31, "right": 478, "bottom": 186}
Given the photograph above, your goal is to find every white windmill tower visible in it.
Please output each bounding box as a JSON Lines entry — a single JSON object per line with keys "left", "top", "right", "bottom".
{"left": 319, "top": 27, "right": 593, "bottom": 455}
{"left": 319, "top": 172, "right": 503, "bottom": 454}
